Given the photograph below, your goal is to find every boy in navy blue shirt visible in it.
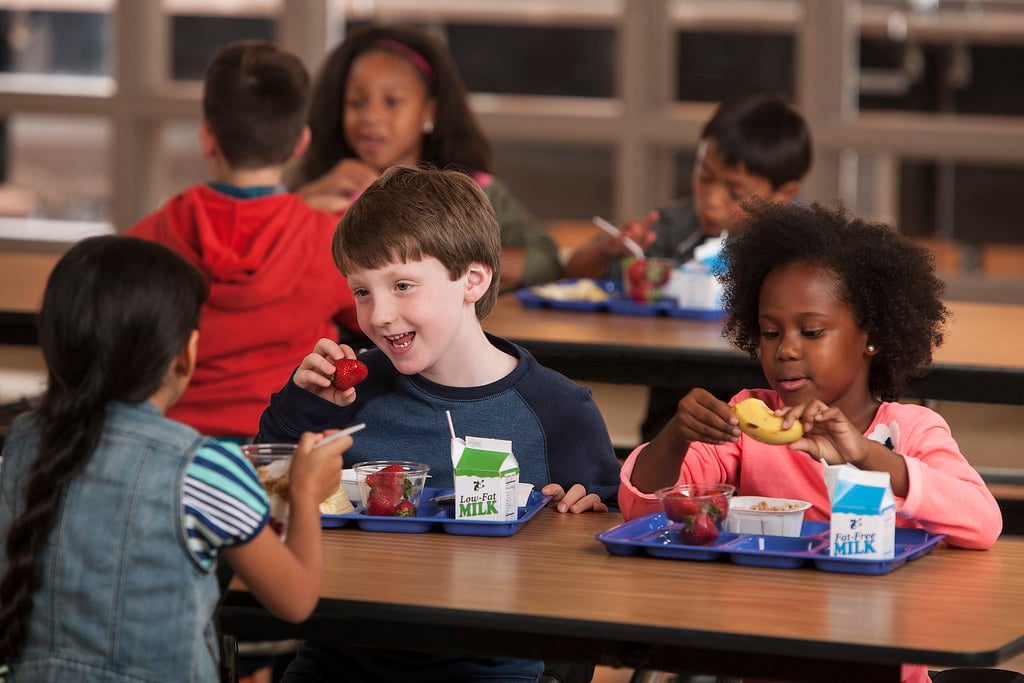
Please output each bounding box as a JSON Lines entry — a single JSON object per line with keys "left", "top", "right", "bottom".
{"left": 259, "top": 165, "right": 620, "bottom": 681}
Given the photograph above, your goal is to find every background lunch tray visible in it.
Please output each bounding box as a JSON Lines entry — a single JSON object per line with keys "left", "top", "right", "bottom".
{"left": 321, "top": 487, "right": 552, "bottom": 537}
{"left": 596, "top": 513, "right": 945, "bottom": 575}
{"left": 516, "top": 279, "right": 725, "bottom": 320}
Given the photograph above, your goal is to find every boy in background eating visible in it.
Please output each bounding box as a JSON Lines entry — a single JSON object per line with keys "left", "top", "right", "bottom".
{"left": 565, "top": 93, "right": 813, "bottom": 443}
{"left": 128, "top": 40, "right": 362, "bottom": 440}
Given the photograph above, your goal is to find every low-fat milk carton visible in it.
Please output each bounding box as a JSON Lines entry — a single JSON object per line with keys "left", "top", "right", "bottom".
{"left": 825, "top": 464, "right": 895, "bottom": 560}
{"left": 451, "top": 435, "right": 519, "bottom": 521}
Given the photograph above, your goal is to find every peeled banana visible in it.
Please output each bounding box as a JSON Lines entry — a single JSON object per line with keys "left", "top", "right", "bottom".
{"left": 733, "top": 397, "right": 804, "bottom": 445}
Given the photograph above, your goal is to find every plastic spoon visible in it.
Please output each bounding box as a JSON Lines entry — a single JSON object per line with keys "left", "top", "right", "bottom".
{"left": 592, "top": 215, "right": 645, "bottom": 260}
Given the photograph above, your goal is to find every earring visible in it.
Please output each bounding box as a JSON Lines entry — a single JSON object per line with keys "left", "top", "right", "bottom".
{"left": 867, "top": 345, "right": 876, "bottom": 353}
{"left": 423, "top": 121, "right": 434, "bottom": 134}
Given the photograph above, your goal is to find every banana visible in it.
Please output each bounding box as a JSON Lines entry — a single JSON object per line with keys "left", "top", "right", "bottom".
{"left": 733, "top": 397, "right": 804, "bottom": 445}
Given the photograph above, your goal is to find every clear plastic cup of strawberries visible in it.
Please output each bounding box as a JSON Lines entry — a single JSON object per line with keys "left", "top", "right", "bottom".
{"left": 353, "top": 460, "right": 430, "bottom": 517}
{"left": 622, "top": 257, "right": 674, "bottom": 303}
{"left": 655, "top": 483, "right": 736, "bottom": 546}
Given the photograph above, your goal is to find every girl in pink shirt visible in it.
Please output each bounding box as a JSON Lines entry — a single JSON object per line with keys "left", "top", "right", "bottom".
{"left": 618, "top": 200, "right": 1002, "bottom": 683}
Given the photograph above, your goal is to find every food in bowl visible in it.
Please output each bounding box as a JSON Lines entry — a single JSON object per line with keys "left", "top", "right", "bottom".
{"left": 353, "top": 460, "right": 430, "bottom": 517}
{"left": 242, "top": 444, "right": 354, "bottom": 533}
{"left": 655, "top": 483, "right": 735, "bottom": 546}
{"left": 623, "top": 257, "right": 673, "bottom": 303}
{"left": 531, "top": 279, "right": 611, "bottom": 302}
{"left": 724, "top": 496, "right": 812, "bottom": 537}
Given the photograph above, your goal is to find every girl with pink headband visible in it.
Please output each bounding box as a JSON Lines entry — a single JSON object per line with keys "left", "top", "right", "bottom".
{"left": 289, "top": 24, "right": 562, "bottom": 290}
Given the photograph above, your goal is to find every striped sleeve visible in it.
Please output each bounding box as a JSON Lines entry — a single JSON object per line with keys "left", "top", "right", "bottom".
{"left": 183, "top": 440, "right": 269, "bottom": 569}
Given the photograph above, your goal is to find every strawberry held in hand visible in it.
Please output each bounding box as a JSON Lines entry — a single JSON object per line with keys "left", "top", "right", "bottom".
{"left": 331, "top": 358, "right": 368, "bottom": 391}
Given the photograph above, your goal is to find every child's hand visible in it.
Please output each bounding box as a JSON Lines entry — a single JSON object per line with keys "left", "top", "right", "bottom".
{"left": 296, "top": 159, "right": 379, "bottom": 213}
{"left": 325, "top": 158, "right": 379, "bottom": 199}
{"left": 292, "top": 338, "right": 360, "bottom": 406}
{"left": 599, "top": 211, "right": 659, "bottom": 259}
{"left": 666, "top": 388, "right": 740, "bottom": 446}
{"left": 542, "top": 483, "right": 608, "bottom": 514}
{"left": 288, "top": 430, "right": 351, "bottom": 504}
{"left": 784, "top": 401, "right": 871, "bottom": 466}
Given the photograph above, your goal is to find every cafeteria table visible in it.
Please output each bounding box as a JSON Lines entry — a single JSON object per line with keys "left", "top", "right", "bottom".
{"left": 221, "top": 508, "right": 1024, "bottom": 683}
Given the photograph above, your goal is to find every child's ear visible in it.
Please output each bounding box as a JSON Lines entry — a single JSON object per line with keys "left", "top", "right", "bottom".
{"left": 423, "top": 98, "right": 438, "bottom": 134}
{"left": 772, "top": 180, "right": 801, "bottom": 203}
{"left": 198, "top": 122, "right": 220, "bottom": 159}
{"left": 174, "top": 329, "right": 200, "bottom": 380}
{"left": 290, "top": 125, "right": 312, "bottom": 160}
{"left": 463, "top": 262, "right": 493, "bottom": 304}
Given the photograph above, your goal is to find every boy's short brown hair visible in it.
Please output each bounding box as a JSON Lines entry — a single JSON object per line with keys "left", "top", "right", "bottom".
{"left": 203, "top": 40, "right": 309, "bottom": 169}
{"left": 332, "top": 165, "right": 502, "bottom": 319}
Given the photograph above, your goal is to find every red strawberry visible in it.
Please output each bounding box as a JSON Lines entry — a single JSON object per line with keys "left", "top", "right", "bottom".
{"left": 331, "top": 358, "right": 368, "bottom": 391}
{"left": 646, "top": 259, "right": 671, "bottom": 286}
{"left": 679, "top": 512, "right": 720, "bottom": 546}
{"left": 704, "top": 494, "right": 729, "bottom": 521}
{"left": 394, "top": 499, "right": 417, "bottom": 517}
{"left": 366, "top": 485, "right": 401, "bottom": 516}
{"left": 662, "top": 492, "right": 700, "bottom": 523}
{"left": 366, "top": 464, "right": 406, "bottom": 491}
{"left": 626, "top": 259, "right": 649, "bottom": 284}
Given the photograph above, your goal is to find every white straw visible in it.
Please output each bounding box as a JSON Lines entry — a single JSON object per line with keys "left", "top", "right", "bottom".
{"left": 592, "top": 215, "right": 645, "bottom": 259}
{"left": 312, "top": 423, "right": 366, "bottom": 449}
{"left": 445, "top": 410, "right": 457, "bottom": 440}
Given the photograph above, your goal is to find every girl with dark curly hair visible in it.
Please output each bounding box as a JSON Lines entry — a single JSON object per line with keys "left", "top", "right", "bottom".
{"left": 620, "top": 200, "right": 1001, "bottom": 537}
{"left": 618, "top": 201, "right": 1001, "bottom": 681}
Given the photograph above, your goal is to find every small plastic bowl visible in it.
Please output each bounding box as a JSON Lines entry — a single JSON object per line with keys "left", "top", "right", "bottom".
{"left": 241, "top": 443, "right": 298, "bottom": 535}
{"left": 724, "top": 496, "right": 812, "bottom": 537}
{"left": 655, "top": 483, "right": 735, "bottom": 545}
{"left": 341, "top": 468, "right": 361, "bottom": 503}
{"left": 622, "top": 257, "right": 675, "bottom": 303}
{"left": 352, "top": 460, "right": 430, "bottom": 516}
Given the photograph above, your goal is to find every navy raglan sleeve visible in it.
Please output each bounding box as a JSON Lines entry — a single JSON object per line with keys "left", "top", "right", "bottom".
{"left": 257, "top": 374, "right": 348, "bottom": 442}
{"left": 519, "top": 367, "right": 622, "bottom": 508}
{"left": 257, "top": 350, "right": 396, "bottom": 443}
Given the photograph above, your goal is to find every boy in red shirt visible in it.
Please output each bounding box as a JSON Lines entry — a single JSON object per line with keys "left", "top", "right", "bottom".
{"left": 129, "top": 40, "right": 361, "bottom": 438}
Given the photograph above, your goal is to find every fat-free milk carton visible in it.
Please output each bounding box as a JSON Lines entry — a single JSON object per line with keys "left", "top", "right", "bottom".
{"left": 825, "top": 464, "right": 895, "bottom": 560}
{"left": 451, "top": 435, "right": 519, "bottom": 521}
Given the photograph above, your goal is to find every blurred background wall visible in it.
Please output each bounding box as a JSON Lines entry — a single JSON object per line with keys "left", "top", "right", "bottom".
{"left": 1, "top": 0, "right": 1023, "bottom": 288}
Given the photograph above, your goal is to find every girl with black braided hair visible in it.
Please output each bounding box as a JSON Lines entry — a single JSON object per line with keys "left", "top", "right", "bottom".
{"left": 0, "top": 236, "right": 351, "bottom": 682}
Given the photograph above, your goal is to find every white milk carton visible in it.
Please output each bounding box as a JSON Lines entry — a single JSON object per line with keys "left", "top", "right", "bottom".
{"left": 665, "top": 263, "right": 724, "bottom": 310}
{"left": 664, "top": 235, "right": 726, "bottom": 310}
{"left": 825, "top": 464, "right": 895, "bottom": 560}
{"left": 451, "top": 435, "right": 519, "bottom": 521}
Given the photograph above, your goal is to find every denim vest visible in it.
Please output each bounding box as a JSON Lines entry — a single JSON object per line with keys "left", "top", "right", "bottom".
{"left": 0, "top": 401, "right": 220, "bottom": 682}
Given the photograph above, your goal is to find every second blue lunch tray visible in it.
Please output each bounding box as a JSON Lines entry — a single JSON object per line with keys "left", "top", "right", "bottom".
{"left": 596, "top": 513, "right": 945, "bottom": 575}
{"left": 321, "top": 486, "right": 552, "bottom": 537}
{"left": 516, "top": 279, "right": 725, "bottom": 320}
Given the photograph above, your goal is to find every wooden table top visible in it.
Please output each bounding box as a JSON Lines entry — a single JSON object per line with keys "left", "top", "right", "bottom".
{"left": 482, "top": 295, "right": 1024, "bottom": 404}
{"left": 223, "top": 509, "right": 1024, "bottom": 680}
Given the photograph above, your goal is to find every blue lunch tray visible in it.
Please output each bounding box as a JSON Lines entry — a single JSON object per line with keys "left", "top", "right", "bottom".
{"left": 595, "top": 513, "right": 945, "bottom": 575}
{"left": 321, "top": 486, "right": 552, "bottom": 537}
{"left": 516, "top": 279, "right": 725, "bottom": 321}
